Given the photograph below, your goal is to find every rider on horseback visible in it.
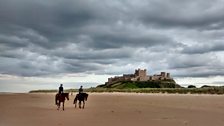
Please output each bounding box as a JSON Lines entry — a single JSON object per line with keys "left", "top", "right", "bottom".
{"left": 74, "top": 86, "right": 88, "bottom": 109}
{"left": 55, "top": 84, "right": 64, "bottom": 105}
{"left": 79, "top": 86, "right": 83, "bottom": 94}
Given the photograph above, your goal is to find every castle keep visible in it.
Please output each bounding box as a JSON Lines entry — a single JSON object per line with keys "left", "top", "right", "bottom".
{"left": 106, "top": 69, "right": 172, "bottom": 85}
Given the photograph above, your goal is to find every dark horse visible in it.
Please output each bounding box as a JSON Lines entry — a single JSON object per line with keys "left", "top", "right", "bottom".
{"left": 55, "top": 93, "right": 69, "bottom": 110}
{"left": 73, "top": 93, "right": 88, "bottom": 109}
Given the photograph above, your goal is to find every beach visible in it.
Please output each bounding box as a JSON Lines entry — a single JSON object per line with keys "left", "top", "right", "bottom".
{"left": 0, "top": 93, "right": 224, "bottom": 126}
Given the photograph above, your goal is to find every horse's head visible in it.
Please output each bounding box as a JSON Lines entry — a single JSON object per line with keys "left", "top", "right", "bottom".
{"left": 64, "top": 93, "right": 69, "bottom": 100}
{"left": 84, "top": 93, "right": 88, "bottom": 101}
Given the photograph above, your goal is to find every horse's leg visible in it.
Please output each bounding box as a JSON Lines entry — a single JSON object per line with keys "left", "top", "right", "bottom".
{"left": 83, "top": 101, "right": 85, "bottom": 109}
{"left": 55, "top": 96, "right": 57, "bottom": 105}
{"left": 75, "top": 100, "right": 77, "bottom": 108}
{"left": 79, "top": 101, "right": 81, "bottom": 109}
{"left": 57, "top": 102, "right": 60, "bottom": 110}
{"left": 63, "top": 101, "right": 64, "bottom": 111}
{"left": 74, "top": 99, "right": 77, "bottom": 108}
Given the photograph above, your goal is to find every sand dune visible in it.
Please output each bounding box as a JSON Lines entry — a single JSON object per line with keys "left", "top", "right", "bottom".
{"left": 0, "top": 93, "right": 224, "bottom": 126}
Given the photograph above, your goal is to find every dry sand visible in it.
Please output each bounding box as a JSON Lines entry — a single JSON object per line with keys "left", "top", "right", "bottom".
{"left": 0, "top": 93, "right": 224, "bottom": 126}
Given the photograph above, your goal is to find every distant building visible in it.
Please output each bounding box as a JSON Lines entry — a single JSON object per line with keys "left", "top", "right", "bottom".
{"left": 106, "top": 69, "right": 172, "bottom": 85}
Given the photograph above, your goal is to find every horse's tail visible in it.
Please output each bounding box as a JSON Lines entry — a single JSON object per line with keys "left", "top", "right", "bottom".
{"left": 73, "top": 95, "right": 78, "bottom": 104}
{"left": 55, "top": 94, "right": 58, "bottom": 105}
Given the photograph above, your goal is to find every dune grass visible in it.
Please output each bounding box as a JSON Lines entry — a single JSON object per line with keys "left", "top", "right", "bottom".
{"left": 29, "top": 87, "right": 224, "bottom": 94}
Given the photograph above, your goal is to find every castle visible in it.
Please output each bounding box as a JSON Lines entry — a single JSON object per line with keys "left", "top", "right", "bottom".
{"left": 106, "top": 69, "right": 172, "bottom": 85}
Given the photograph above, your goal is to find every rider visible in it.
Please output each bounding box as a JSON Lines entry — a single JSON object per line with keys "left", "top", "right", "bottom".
{"left": 55, "top": 84, "right": 64, "bottom": 105}
{"left": 78, "top": 85, "right": 83, "bottom": 94}
{"left": 59, "top": 84, "right": 64, "bottom": 94}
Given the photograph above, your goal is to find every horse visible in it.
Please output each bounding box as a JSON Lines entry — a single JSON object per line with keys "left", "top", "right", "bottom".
{"left": 55, "top": 93, "right": 69, "bottom": 110}
{"left": 73, "top": 93, "right": 88, "bottom": 109}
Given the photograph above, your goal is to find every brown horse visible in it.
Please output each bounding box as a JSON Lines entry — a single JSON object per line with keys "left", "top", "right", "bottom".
{"left": 73, "top": 93, "right": 88, "bottom": 109}
{"left": 55, "top": 93, "right": 69, "bottom": 110}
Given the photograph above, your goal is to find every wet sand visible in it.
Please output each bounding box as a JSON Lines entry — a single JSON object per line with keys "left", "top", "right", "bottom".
{"left": 0, "top": 93, "right": 224, "bottom": 126}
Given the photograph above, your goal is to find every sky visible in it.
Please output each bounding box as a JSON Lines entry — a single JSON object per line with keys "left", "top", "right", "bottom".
{"left": 0, "top": 0, "right": 224, "bottom": 92}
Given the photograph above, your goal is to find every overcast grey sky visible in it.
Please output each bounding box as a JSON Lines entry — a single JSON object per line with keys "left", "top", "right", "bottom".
{"left": 0, "top": 0, "right": 224, "bottom": 92}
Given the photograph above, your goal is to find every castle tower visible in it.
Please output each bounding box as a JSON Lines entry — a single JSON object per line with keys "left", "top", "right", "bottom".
{"left": 167, "top": 73, "right": 170, "bottom": 78}
{"left": 161, "top": 72, "right": 166, "bottom": 77}
{"left": 135, "top": 69, "right": 147, "bottom": 77}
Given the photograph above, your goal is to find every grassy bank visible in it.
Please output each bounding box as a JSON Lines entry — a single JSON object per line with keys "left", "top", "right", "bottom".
{"left": 29, "top": 87, "right": 224, "bottom": 94}
{"left": 97, "top": 80, "right": 180, "bottom": 88}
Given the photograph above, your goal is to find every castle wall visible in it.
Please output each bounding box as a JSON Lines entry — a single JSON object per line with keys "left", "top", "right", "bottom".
{"left": 106, "top": 69, "right": 172, "bottom": 84}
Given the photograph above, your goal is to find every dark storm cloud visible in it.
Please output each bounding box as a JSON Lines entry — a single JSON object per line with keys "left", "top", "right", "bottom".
{"left": 137, "top": 0, "right": 224, "bottom": 29}
{"left": 86, "top": 31, "right": 175, "bottom": 49}
{"left": 171, "top": 67, "right": 224, "bottom": 77}
{"left": 55, "top": 48, "right": 132, "bottom": 60}
{"left": 0, "top": 0, "right": 224, "bottom": 78}
{"left": 181, "top": 42, "right": 224, "bottom": 54}
{"left": 0, "top": 34, "right": 29, "bottom": 48}
{"left": 167, "top": 54, "right": 214, "bottom": 69}
{"left": 167, "top": 53, "right": 224, "bottom": 77}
